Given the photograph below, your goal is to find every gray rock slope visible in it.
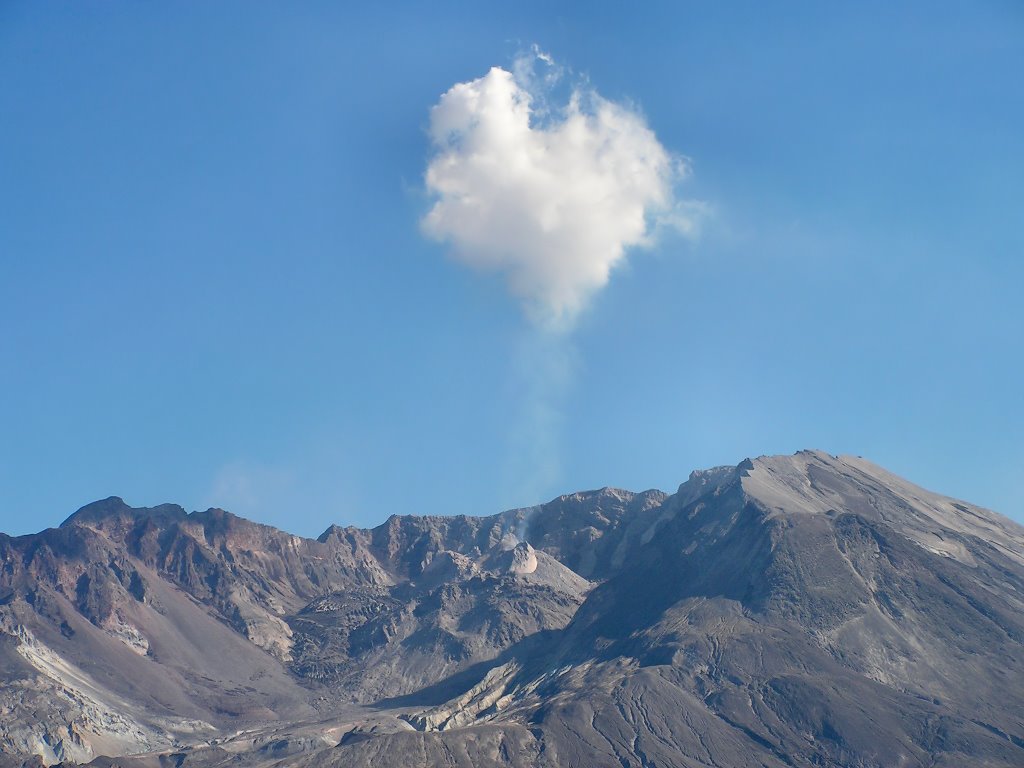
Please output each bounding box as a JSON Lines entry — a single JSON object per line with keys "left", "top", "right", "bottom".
{"left": 1, "top": 451, "right": 1023, "bottom": 767}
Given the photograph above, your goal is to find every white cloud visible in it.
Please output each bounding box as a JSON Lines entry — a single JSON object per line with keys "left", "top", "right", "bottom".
{"left": 422, "top": 49, "right": 701, "bottom": 329}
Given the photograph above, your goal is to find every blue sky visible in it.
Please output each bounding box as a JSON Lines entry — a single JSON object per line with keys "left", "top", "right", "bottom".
{"left": 2, "top": 1, "right": 1022, "bottom": 537}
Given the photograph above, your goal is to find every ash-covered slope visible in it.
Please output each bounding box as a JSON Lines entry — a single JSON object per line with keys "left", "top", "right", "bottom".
{"left": 2, "top": 452, "right": 1024, "bottom": 767}
{"left": 389, "top": 451, "right": 1024, "bottom": 768}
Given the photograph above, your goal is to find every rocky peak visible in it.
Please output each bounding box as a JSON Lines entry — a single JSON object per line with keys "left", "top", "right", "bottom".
{"left": 733, "top": 450, "right": 1024, "bottom": 568}
{"left": 60, "top": 497, "right": 187, "bottom": 533}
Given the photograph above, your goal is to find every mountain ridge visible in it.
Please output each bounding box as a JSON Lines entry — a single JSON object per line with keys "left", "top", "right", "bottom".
{"left": 2, "top": 450, "right": 1023, "bottom": 767}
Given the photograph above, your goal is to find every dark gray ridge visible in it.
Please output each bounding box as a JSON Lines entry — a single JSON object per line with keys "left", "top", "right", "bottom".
{"left": 59, "top": 496, "right": 188, "bottom": 528}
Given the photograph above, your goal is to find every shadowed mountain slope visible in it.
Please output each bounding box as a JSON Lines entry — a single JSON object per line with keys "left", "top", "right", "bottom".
{"left": 2, "top": 451, "right": 1022, "bottom": 767}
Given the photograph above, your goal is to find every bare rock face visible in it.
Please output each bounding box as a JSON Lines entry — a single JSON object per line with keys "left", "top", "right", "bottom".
{"left": 505, "top": 543, "right": 537, "bottom": 575}
{"left": 2, "top": 452, "right": 1024, "bottom": 767}
{"left": 287, "top": 529, "right": 590, "bottom": 703}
